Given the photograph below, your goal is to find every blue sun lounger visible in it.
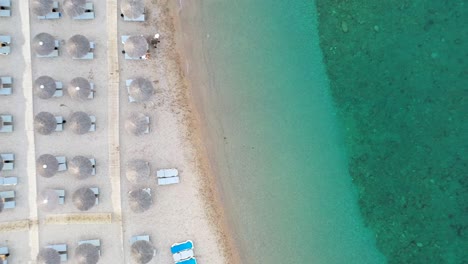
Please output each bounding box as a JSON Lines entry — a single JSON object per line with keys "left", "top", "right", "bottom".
{"left": 171, "top": 240, "right": 193, "bottom": 254}
{"left": 177, "top": 257, "right": 197, "bottom": 264}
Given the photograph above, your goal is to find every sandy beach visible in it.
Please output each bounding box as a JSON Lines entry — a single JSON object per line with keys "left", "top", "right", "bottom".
{"left": 0, "top": 0, "right": 233, "bottom": 263}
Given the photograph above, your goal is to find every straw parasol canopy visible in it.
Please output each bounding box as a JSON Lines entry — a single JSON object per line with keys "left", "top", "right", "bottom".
{"left": 128, "top": 189, "right": 152, "bottom": 213}
{"left": 37, "top": 248, "right": 61, "bottom": 264}
{"left": 75, "top": 243, "right": 100, "bottom": 264}
{"left": 33, "top": 33, "right": 56, "bottom": 56}
{"left": 131, "top": 240, "right": 155, "bottom": 264}
{"left": 121, "top": 0, "right": 145, "bottom": 19}
{"left": 128, "top": 77, "right": 153, "bottom": 102}
{"left": 125, "top": 113, "right": 149, "bottom": 136}
{"left": 32, "top": 0, "right": 54, "bottom": 16}
{"left": 36, "top": 154, "right": 59, "bottom": 178}
{"left": 126, "top": 159, "right": 150, "bottom": 183}
{"left": 69, "top": 111, "right": 92, "bottom": 134}
{"left": 69, "top": 156, "right": 93, "bottom": 179}
{"left": 68, "top": 77, "right": 92, "bottom": 100}
{"left": 124, "top": 35, "right": 148, "bottom": 59}
{"left": 72, "top": 187, "right": 96, "bottom": 211}
{"left": 34, "top": 75, "right": 57, "bottom": 99}
{"left": 38, "top": 189, "right": 60, "bottom": 211}
{"left": 63, "top": 0, "right": 87, "bottom": 17}
{"left": 67, "top": 35, "right": 91, "bottom": 58}
{"left": 34, "top": 112, "right": 57, "bottom": 135}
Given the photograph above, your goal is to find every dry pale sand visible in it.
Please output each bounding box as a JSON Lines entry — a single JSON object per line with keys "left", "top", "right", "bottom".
{"left": 0, "top": 0, "right": 234, "bottom": 263}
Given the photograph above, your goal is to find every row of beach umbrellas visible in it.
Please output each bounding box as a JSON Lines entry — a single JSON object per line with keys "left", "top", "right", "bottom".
{"left": 33, "top": 33, "right": 92, "bottom": 58}
{"left": 37, "top": 238, "right": 155, "bottom": 264}
{"left": 37, "top": 154, "right": 93, "bottom": 179}
{"left": 35, "top": 76, "right": 93, "bottom": 100}
{"left": 34, "top": 111, "right": 93, "bottom": 135}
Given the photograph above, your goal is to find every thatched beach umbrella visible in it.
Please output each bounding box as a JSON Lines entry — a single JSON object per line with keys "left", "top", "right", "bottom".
{"left": 72, "top": 187, "right": 96, "bottom": 211}
{"left": 121, "top": 0, "right": 145, "bottom": 19}
{"left": 75, "top": 243, "right": 100, "bottom": 264}
{"left": 126, "top": 159, "right": 150, "bottom": 183}
{"left": 36, "top": 154, "right": 59, "bottom": 178}
{"left": 32, "top": 0, "right": 54, "bottom": 16}
{"left": 37, "top": 247, "right": 61, "bottom": 264}
{"left": 34, "top": 112, "right": 57, "bottom": 135}
{"left": 69, "top": 111, "right": 92, "bottom": 134}
{"left": 128, "top": 189, "right": 152, "bottom": 213}
{"left": 68, "top": 77, "right": 92, "bottom": 100}
{"left": 63, "top": 0, "right": 87, "bottom": 17}
{"left": 34, "top": 75, "right": 57, "bottom": 99}
{"left": 124, "top": 35, "right": 148, "bottom": 59}
{"left": 131, "top": 240, "right": 155, "bottom": 264}
{"left": 38, "top": 189, "right": 60, "bottom": 211}
{"left": 33, "top": 33, "right": 56, "bottom": 56}
{"left": 69, "top": 156, "right": 93, "bottom": 179}
{"left": 125, "top": 113, "right": 149, "bottom": 136}
{"left": 128, "top": 77, "right": 153, "bottom": 102}
{"left": 67, "top": 35, "right": 91, "bottom": 58}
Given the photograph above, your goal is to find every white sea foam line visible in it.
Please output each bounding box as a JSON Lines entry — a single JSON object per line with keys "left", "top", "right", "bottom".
{"left": 106, "top": 0, "right": 125, "bottom": 262}
{"left": 18, "top": 0, "right": 39, "bottom": 261}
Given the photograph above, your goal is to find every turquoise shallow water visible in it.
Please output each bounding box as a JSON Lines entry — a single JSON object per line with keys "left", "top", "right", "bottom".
{"left": 178, "top": 0, "right": 385, "bottom": 263}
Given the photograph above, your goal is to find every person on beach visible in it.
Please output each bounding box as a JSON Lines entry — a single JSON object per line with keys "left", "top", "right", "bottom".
{"left": 151, "top": 34, "right": 161, "bottom": 48}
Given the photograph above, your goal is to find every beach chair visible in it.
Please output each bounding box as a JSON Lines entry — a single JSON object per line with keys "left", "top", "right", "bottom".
{"left": 46, "top": 244, "right": 67, "bottom": 261}
{"left": 0, "top": 246, "right": 9, "bottom": 263}
{"left": 90, "top": 187, "right": 99, "bottom": 205}
{"left": 0, "top": 153, "right": 14, "bottom": 170}
{"left": 122, "top": 10, "right": 145, "bottom": 22}
{"left": 37, "top": 1, "right": 61, "bottom": 19}
{"left": 90, "top": 158, "right": 96, "bottom": 175}
{"left": 0, "top": 191, "right": 15, "bottom": 209}
{"left": 89, "top": 115, "right": 96, "bottom": 132}
{"left": 177, "top": 258, "right": 198, "bottom": 264}
{"left": 78, "top": 239, "right": 101, "bottom": 255}
{"left": 0, "top": 35, "right": 11, "bottom": 55}
{"left": 173, "top": 249, "right": 194, "bottom": 263}
{"left": 55, "top": 116, "right": 64, "bottom": 131}
{"left": 88, "top": 82, "right": 95, "bottom": 98}
{"left": 125, "top": 79, "right": 136, "bottom": 102}
{"left": 55, "top": 189, "right": 65, "bottom": 204}
{"left": 156, "top": 168, "right": 180, "bottom": 185}
{"left": 56, "top": 156, "right": 67, "bottom": 171}
{"left": 74, "top": 2, "right": 94, "bottom": 20}
{"left": 0, "top": 176, "right": 17, "bottom": 186}
{"left": 0, "top": 0, "right": 11, "bottom": 17}
{"left": 171, "top": 240, "right": 194, "bottom": 254}
{"left": 130, "top": 235, "right": 150, "bottom": 244}
{"left": 53, "top": 81, "right": 63, "bottom": 97}
{"left": 0, "top": 76, "right": 12, "bottom": 95}
{"left": 0, "top": 114, "right": 13, "bottom": 132}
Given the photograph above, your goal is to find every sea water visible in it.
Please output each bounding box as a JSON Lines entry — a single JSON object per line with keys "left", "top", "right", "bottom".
{"left": 178, "top": 0, "right": 387, "bottom": 263}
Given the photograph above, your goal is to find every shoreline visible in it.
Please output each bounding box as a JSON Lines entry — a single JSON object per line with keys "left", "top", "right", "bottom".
{"left": 161, "top": 0, "right": 240, "bottom": 263}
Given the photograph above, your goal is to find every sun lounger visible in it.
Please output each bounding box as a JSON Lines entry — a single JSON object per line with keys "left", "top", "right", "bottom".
{"left": 53, "top": 81, "right": 63, "bottom": 97}
{"left": 89, "top": 115, "right": 96, "bottom": 132}
{"left": 0, "top": 114, "right": 13, "bottom": 132}
{"left": 0, "top": 191, "right": 15, "bottom": 209}
{"left": 173, "top": 249, "right": 194, "bottom": 262}
{"left": 130, "top": 235, "right": 150, "bottom": 244}
{"left": 157, "top": 168, "right": 180, "bottom": 185}
{"left": 0, "top": 35, "right": 11, "bottom": 55}
{"left": 56, "top": 156, "right": 67, "bottom": 171}
{"left": 123, "top": 11, "right": 145, "bottom": 22}
{"left": 78, "top": 239, "right": 101, "bottom": 255}
{"left": 55, "top": 189, "right": 65, "bottom": 204}
{"left": 0, "top": 246, "right": 9, "bottom": 263}
{"left": 55, "top": 116, "right": 64, "bottom": 131}
{"left": 0, "top": 76, "right": 12, "bottom": 95}
{"left": 0, "top": 153, "right": 14, "bottom": 170}
{"left": 177, "top": 258, "right": 197, "bottom": 264}
{"left": 0, "top": 0, "right": 11, "bottom": 17}
{"left": 171, "top": 240, "right": 193, "bottom": 254}
{"left": 88, "top": 82, "right": 95, "bottom": 98}
{"left": 0, "top": 176, "right": 17, "bottom": 186}
{"left": 74, "top": 2, "right": 94, "bottom": 20}
{"left": 90, "top": 187, "right": 99, "bottom": 205}
{"left": 90, "top": 158, "right": 96, "bottom": 175}
{"left": 37, "top": 1, "right": 61, "bottom": 19}
{"left": 125, "top": 79, "right": 136, "bottom": 102}
{"left": 46, "top": 244, "right": 67, "bottom": 261}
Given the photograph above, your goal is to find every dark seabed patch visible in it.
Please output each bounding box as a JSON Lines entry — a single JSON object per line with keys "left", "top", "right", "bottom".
{"left": 315, "top": 1, "right": 468, "bottom": 263}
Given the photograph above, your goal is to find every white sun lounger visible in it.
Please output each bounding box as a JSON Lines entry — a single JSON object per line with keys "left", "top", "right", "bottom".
{"left": 37, "top": 1, "right": 61, "bottom": 19}
{"left": 156, "top": 168, "right": 180, "bottom": 185}
{"left": 53, "top": 81, "right": 63, "bottom": 97}
{"left": 78, "top": 239, "right": 101, "bottom": 255}
{"left": 0, "top": 246, "right": 9, "bottom": 263}
{"left": 173, "top": 249, "right": 194, "bottom": 263}
{"left": 0, "top": 176, "right": 17, "bottom": 186}
{"left": 90, "top": 158, "right": 96, "bottom": 175}
{"left": 0, "top": 0, "right": 11, "bottom": 17}
{"left": 55, "top": 116, "right": 64, "bottom": 131}
{"left": 56, "top": 156, "right": 67, "bottom": 171}
{"left": 0, "top": 190, "right": 15, "bottom": 209}
{"left": 46, "top": 244, "right": 67, "bottom": 261}
{"left": 0, "top": 114, "right": 13, "bottom": 132}
{"left": 0, "top": 76, "right": 12, "bottom": 95}
{"left": 89, "top": 115, "right": 96, "bottom": 131}
{"left": 74, "top": 2, "right": 94, "bottom": 20}
{"left": 0, "top": 153, "right": 14, "bottom": 170}
{"left": 130, "top": 235, "right": 150, "bottom": 244}
{"left": 125, "top": 79, "right": 136, "bottom": 102}
{"left": 123, "top": 10, "right": 145, "bottom": 22}
{"left": 37, "top": 40, "right": 59, "bottom": 58}
{"left": 0, "top": 35, "right": 11, "bottom": 55}
{"left": 54, "top": 189, "right": 65, "bottom": 204}
{"left": 90, "top": 187, "right": 99, "bottom": 205}
{"left": 88, "top": 82, "right": 95, "bottom": 98}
